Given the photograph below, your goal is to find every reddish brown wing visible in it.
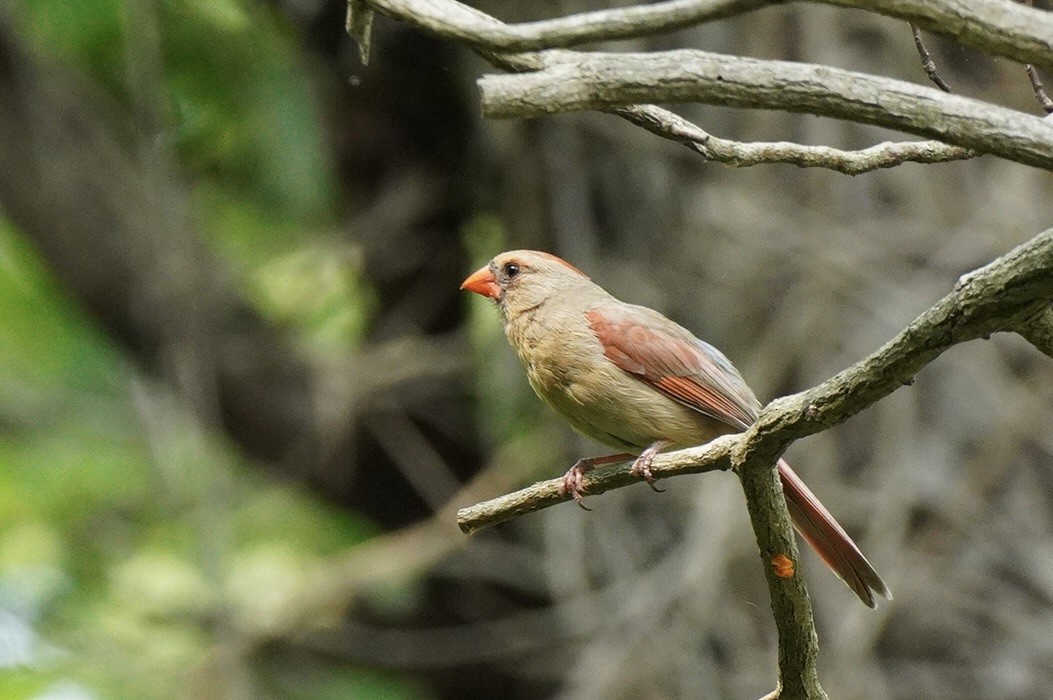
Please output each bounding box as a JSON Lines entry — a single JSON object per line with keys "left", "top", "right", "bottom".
{"left": 587, "top": 303, "right": 760, "bottom": 430}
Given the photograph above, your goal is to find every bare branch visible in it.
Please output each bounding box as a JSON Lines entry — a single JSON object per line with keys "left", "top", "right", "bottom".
{"left": 364, "top": 0, "right": 1053, "bottom": 72}
{"left": 736, "top": 454, "right": 825, "bottom": 699}
{"left": 458, "top": 435, "right": 737, "bottom": 533}
{"left": 834, "top": 0, "right": 1053, "bottom": 74}
{"left": 615, "top": 105, "right": 974, "bottom": 174}
{"left": 364, "top": 0, "right": 763, "bottom": 51}
{"left": 1025, "top": 65, "right": 1053, "bottom": 115}
{"left": 457, "top": 227, "right": 1053, "bottom": 531}
{"left": 1015, "top": 0, "right": 1053, "bottom": 115}
{"left": 479, "top": 50, "right": 1053, "bottom": 171}
{"left": 362, "top": 0, "right": 985, "bottom": 173}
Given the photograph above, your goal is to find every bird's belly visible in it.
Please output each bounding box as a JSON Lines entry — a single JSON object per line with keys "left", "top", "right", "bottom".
{"left": 528, "top": 362, "right": 732, "bottom": 452}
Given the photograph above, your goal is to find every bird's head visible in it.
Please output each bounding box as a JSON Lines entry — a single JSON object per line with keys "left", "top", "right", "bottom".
{"left": 460, "top": 251, "right": 590, "bottom": 309}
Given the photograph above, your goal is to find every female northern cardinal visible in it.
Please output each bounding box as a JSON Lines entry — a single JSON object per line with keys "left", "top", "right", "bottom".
{"left": 461, "top": 250, "right": 891, "bottom": 607}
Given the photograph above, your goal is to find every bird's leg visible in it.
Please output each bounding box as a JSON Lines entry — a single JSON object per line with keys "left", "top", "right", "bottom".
{"left": 630, "top": 440, "right": 671, "bottom": 492}
{"left": 560, "top": 453, "right": 634, "bottom": 510}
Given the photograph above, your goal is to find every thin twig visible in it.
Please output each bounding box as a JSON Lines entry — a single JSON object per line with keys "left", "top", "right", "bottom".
{"left": 1016, "top": 0, "right": 1053, "bottom": 115}
{"left": 910, "top": 23, "right": 952, "bottom": 92}
{"left": 1025, "top": 65, "right": 1053, "bottom": 114}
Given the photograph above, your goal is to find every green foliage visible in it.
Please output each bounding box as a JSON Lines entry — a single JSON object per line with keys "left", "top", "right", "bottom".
{"left": 0, "top": 215, "right": 386, "bottom": 694}
{"left": 12, "top": 0, "right": 126, "bottom": 93}
{"left": 0, "top": 1, "right": 416, "bottom": 696}
{"left": 262, "top": 665, "right": 428, "bottom": 700}
{"left": 13, "top": 0, "right": 336, "bottom": 222}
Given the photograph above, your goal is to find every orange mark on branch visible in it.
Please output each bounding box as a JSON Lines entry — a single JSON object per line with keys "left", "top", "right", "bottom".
{"left": 771, "top": 553, "right": 795, "bottom": 578}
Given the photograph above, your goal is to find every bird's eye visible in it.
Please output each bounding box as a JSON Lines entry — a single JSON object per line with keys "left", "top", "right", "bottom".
{"left": 503, "top": 262, "right": 520, "bottom": 278}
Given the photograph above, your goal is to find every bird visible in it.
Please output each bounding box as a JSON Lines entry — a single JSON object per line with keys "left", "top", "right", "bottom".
{"left": 461, "top": 250, "right": 891, "bottom": 607}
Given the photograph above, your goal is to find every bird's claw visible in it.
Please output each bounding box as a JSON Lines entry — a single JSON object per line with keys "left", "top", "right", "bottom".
{"left": 630, "top": 445, "right": 665, "bottom": 493}
{"left": 559, "top": 460, "right": 593, "bottom": 510}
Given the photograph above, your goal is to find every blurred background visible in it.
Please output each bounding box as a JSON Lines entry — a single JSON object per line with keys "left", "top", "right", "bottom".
{"left": 1, "top": 0, "right": 1052, "bottom": 698}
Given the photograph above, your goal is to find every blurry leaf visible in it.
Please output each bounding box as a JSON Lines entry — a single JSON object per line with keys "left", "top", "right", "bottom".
{"left": 233, "top": 485, "right": 377, "bottom": 554}
{"left": 0, "top": 2, "right": 417, "bottom": 698}
{"left": 0, "top": 522, "right": 66, "bottom": 605}
{"left": 181, "top": 0, "right": 249, "bottom": 32}
{"left": 87, "top": 599, "right": 210, "bottom": 697}
{"left": 11, "top": 0, "right": 125, "bottom": 94}
{"left": 276, "top": 666, "right": 427, "bottom": 700}
{"left": 110, "top": 553, "right": 215, "bottom": 619}
{"left": 162, "top": 0, "right": 336, "bottom": 220}
{"left": 0, "top": 220, "right": 121, "bottom": 403}
{"left": 0, "top": 425, "right": 150, "bottom": 524}
{"left": 251, "top": 244, "right": 377, "bottom": 353}
{"left": 224, "top": 543, "right": 310, "bottom": 633}
{"left": 0, "top": 671, "right": 55, "bottom": 699}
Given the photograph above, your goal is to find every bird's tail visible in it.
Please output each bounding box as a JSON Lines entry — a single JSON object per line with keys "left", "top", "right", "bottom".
{"left": 778, "top": 459, "right": 892, "bottom": 608}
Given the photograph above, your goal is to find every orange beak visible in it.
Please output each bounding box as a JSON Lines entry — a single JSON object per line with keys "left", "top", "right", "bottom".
{"left": 460, "top": 264, "right": 502, "bottom": 300}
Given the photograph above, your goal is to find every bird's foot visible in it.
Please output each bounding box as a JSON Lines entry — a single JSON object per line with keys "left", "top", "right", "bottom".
{"left": 558, "top": 453, "right": 635, "bottom": 510}
{"left": 630, "top": 440, "right": 670, "bottom": 493}
{"left": 559, "top": 459, "right": 594, "bottom": 510}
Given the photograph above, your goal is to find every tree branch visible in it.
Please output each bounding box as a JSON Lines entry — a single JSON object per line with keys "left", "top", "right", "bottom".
{"left": 360, "top": 0, "right": 979, "bottom": 173}
{"left": 835, "top": 0, "right": 1053, "bottom": 75}
{"left": 458, "top": 434, "right": 738, "bottom": 533}
{"left": 736, "top": 454, "right": 825, "bottom": 700}
{"left": 363, "top": 0, "right": 1053, "bottom": 74}
{"left": 1014, "top": 305, "right": 1053, "bottom": 357}
{"left": 613, "top": 104, "right": 973, "bottom": 174}
{"left": 364, "top": 0, "right": 762, "bottom": 50}
{"left": 910, "top": 22, "right": 953, "bottom": 92}
{"left": 479, "top": 50, "right": 1053, "bottom": 171}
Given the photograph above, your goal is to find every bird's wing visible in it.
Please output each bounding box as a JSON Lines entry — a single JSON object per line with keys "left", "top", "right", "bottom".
{"left": 586, "top": 303, "right": 761, "bottom": 430}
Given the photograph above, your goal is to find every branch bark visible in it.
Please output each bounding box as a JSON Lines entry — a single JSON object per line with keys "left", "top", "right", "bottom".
{"left": 1014, "top": 305, "right": 1053, "bottom": 357}
{"left": 737, "top": 455, "right": 825, "bottom": 700}
{"left": 479, "top": 50, "right": 1053, "bottom": 171}
{"left": 613, "top": 104, "right": 973, "bottom": 174}
{"left": 364, "top": 0, "right": 1053, "bottom": 74}
{"left": 360, "top": 0, "right": 1046, "bottom": 173}
{"left": 458, "top": 434, "right": 737, "bottom": 533}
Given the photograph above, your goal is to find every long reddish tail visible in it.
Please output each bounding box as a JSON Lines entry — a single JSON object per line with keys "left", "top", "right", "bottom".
{"left": 778, "top": 459, "right": 892, "bottom": 607}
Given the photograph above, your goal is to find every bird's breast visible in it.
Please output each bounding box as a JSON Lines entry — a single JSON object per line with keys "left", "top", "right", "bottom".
{"left": 506, "top": 309, "right": 728, "bottom": 451}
